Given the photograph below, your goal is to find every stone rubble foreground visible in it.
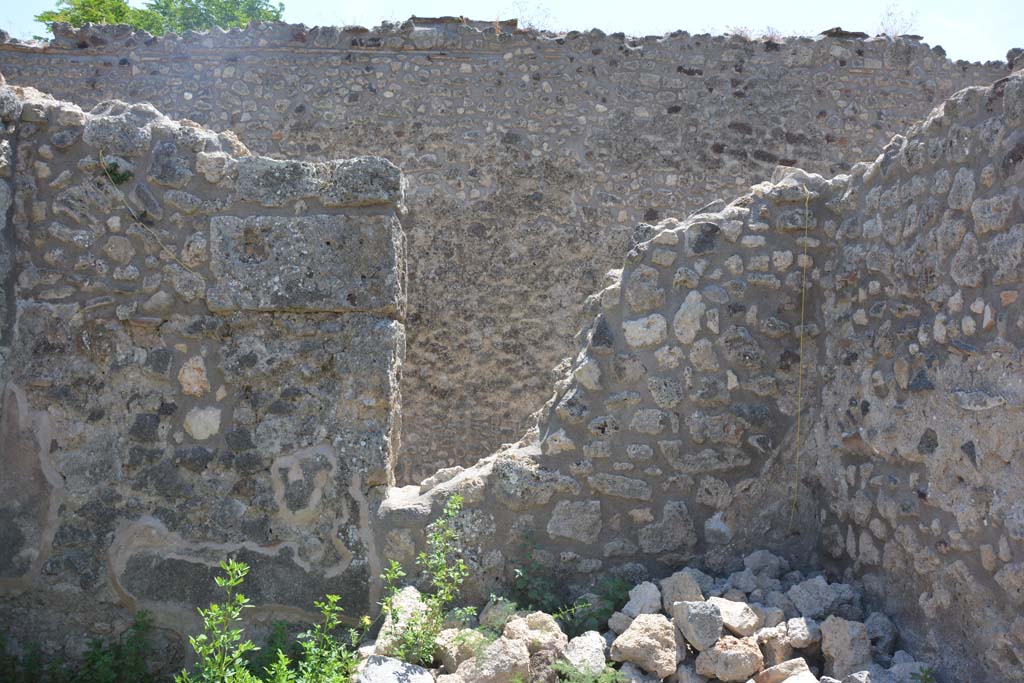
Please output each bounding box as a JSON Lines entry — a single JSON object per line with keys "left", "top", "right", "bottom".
{"left": 358, "top": 549, "right": 926, "bottom": 683}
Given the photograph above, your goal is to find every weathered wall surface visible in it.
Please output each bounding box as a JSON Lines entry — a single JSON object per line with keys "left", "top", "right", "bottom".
{"left": 0, "top": 80, "right": 406, "bottom": 660}
{"left": 378, "top": 70, "right": 1024, "bottom": 682}
{"left": 812, "top": 75, "right": 1024, "bottom": 680}
{"left": 0, "top": 20, "right": 1012, "bottom": 480}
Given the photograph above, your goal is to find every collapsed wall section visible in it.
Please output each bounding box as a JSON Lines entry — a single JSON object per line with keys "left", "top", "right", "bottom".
{"left": 0, "top": 20, "right": 1012, "bottom": 479}
{"left": 0, "top": 79, "right": 406, "bottom": 659}
{"left": 379, "top": 71, "right": 1024, "bottom": 682}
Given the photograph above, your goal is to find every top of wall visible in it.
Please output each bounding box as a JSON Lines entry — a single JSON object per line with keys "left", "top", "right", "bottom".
{"left": 0, "top": 17, "right": 1019, "bottom": 71}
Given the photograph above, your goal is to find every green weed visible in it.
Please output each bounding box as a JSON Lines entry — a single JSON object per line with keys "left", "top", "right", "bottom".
{"left": 379, "top": 494, "right": 472, "bottom": 667}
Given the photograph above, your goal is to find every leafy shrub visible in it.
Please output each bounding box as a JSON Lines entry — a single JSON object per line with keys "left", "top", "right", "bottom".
{"left": 176, "top": 559, "right": 260, "bottom": 683}
{"left": 0, "top": 611, "right": 156, "bottom": 683}
{"left": 510, "top": 555, "right": 631, "bottom": 638}
{"left": 245, "top": 622, "right": 295, "bottom": 679}
{"left": 175, "top": 560, "right": 369, "bottom": 683}
{"left": 290, "top": 595, "right": 367, "bottom": 683}
{"left": 379, "top": 494, "right": 472, "bottom": 666}
{"left": 557, "top": 575, "right": 631, "bottom": 638}
{"left": 510, "top": 541, "right": 563, "bottom": 614}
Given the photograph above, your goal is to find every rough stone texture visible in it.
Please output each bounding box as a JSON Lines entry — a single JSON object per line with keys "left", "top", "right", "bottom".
{"left": 0, "top": 84, "right": 406, "bottom": 657}
{"left": 708, "top": 596, "right": 763, "bottom": 636}
{"left": 753, "top": 658, "right": 812, "bottom": 683}
{"left": 357, "top": 656, "right": 433, "bottom": 683}
{"left": 787, "top": 576, "right": 855, "bottom": 619}
{"left": 561, "top": 631, "right": 607, "bottom": 676}
{"left": 436, "top": 628, "right": 487, "bottom": 673}
{"left": 0, "top": 21, "right": 1010, "bottom": 482}
{"left": 821, "top": 616, "right": 873, "bottom": 679}
{"left": 672, "top": 600, "right": 723, "bottom": 651}
{"left": 609, "top": 613, "right": 679, "bottom": 678}
{"left": 375, "top": 70, "right": 1024, "bottom": 683}
{"left": 502, "top": 611, "right": 568, "bottom": 654}
{"left": 694, "top": 635, "right": 764, "bottom": 682}
{"left": 785, "top": 617, "right": 821, "bottom": 649}
{"left": 2, "top": 26, "right": 1024, "bottom": 683}
{"left": 452, "top": 636, "right": 531, "bottom": 683}
{"left": 660, "top": 568, "right": 706, "bottom": 611}
{"left": 622, "top": 581, "right": 662, "bottom": 618}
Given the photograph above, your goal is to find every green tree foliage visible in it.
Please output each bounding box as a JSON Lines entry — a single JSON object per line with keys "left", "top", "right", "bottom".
{"left": 35, "top": 0, "right": 164, "bottom": 34}
{"left": 35, "top": 0, "right": 284, "bottom": 36}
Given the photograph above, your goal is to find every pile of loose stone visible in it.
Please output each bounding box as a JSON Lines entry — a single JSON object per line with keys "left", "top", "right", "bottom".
{"left": 357, "top": 550, "right": 930, "bottom": 683}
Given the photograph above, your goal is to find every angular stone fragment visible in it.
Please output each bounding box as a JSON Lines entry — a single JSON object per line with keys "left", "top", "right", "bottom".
{"left": 103, "top": 235, "right": 135, "bottom": 264}
{"left": 608, "top": 611, "right": 633, "bottom": 634}
{"left": 177, "top": 356, "right": 210, "bottom": 397}
{"left": 618, "top": 662, "right": 661, "bottom": 683}
{"left": 820, "top": 616, "right": 872, "bottom": 679}
{"left": 480, "top": 597, "right": 520, "bottom": 631}
{"left": 638, "top": 501, "right": 697, "bottom": 553}
{"left": 988, "top": 225, "right": 1024, "bottom": 285}
{"left": 673, "top": 662, "right": 709, "bottom": 683}
{"left": 753, "top": 658, "right": 812, "bottom": 683}
{"left": 588, "top": 473, "right": 652, "bottom": 500}
{"left": 622, "top": 581, "right": 662, "bottom": 618}
{"left": 785, "top": 617, "right": 821, "bottom": 648}
{"left": 709, "top": 596, "right": 763, "bottom": 636}
{"left": 660, "top": 569, "right": 705, "bottom": 612}
{"left": 503, "top": 611, "right": 568, "bottom": 654}
{"left": 865, "top": 612, "right": 897, "bottom": 659}
{"left": 947, "top": 167, "right": 975, "bottom": 210}
{"left": 971, "top": 194, "right": 1014, "bottom": 233}
{"left": 672, "top": 600, "right": 722, "bottom": 651}
{"left": 695, "top": 635, "right": 764, "bottom": 682}
{"left": 756, "top": 624, "right": 793, "bottom": 667}
{"left": 560, "top": 631, "right": 607, "bottom": 676}
{"left": 83, "top": 102, "right": 154, "bottom": 157}
{"left": 454, "top": 636, "right": 531, "bottom": 683}
{"left": 995, "top": 561, "right": 1024, "bottom": 604}
{"left": 786, "top": 576, "right": 854, "bottom": 618}
{"left": 950, "top": 232, "right": 982, "bottom": 287}
{"left": 436, "top": 628, "right": 487, "bottom": 673}
{"left": 357, "top": 656, "right": 432, "bottom": 683}
{"left": 625, "top": 265, "right": 666, "bottom": 313}
{"left": 610, "top": 613, "right": 679, "bottom": 678}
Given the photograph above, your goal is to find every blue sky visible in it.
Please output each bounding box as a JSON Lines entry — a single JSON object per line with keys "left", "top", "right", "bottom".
{"left": 2, "top": 0, "right": 1021, "bottom": 63}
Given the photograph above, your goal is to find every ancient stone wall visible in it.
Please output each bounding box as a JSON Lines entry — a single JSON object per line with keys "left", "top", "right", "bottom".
{"left": 812, "top": 75, "right": 1024, "bottom": 680}
{"left": 0, "top": 80, "right": 406, "bottom": 660}
{"left": 378, "top": 70, "right": 1024, "bottom": 682}
{"left": 0, "top": 19, "right": 1012, "bottom": 480}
